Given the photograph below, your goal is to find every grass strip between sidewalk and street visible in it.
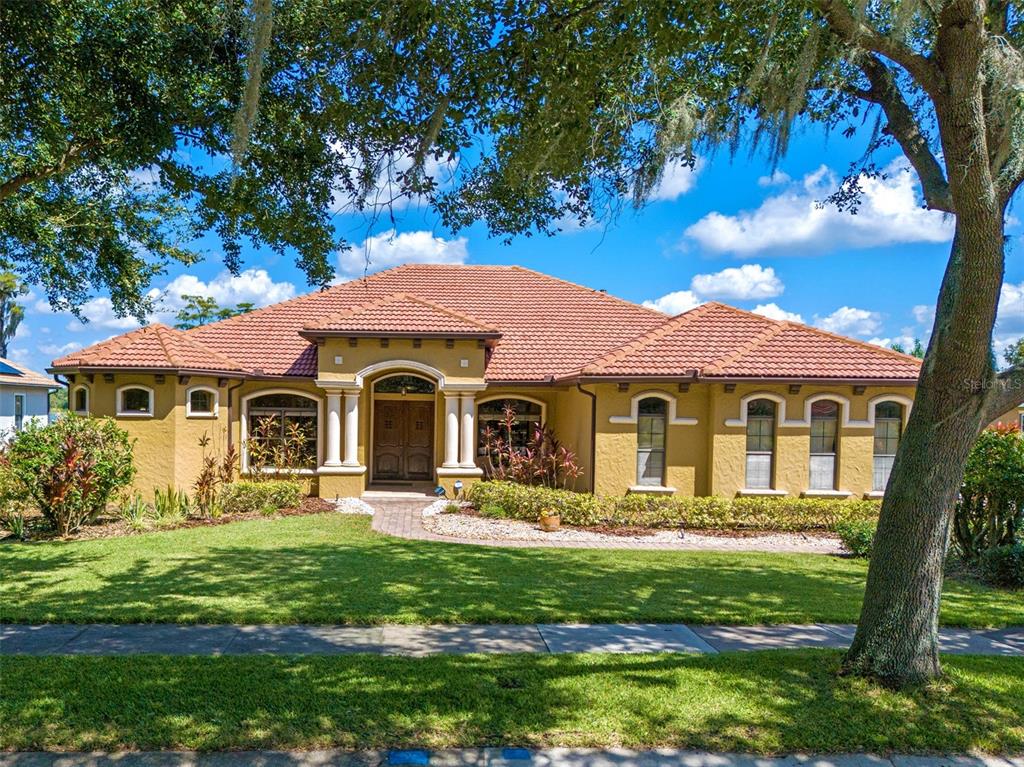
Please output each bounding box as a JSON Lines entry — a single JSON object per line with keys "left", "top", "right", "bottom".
{"left": 2, "top": 651, "right": 1023, "bottom": 754}
{"left": 2, "top": 514, "right": 1021, "bottom": 627}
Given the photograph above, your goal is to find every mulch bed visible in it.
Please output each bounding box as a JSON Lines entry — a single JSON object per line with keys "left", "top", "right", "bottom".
{"left": 1, "top": 497, "right": 335, "bottom": 543}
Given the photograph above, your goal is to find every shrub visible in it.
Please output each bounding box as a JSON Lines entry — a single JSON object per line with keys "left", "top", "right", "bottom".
{"left": 953, "top": 425, "right": 1024, "bottom": 560}
{"left": 152, "top": 486, "right": 193, "bottom": 527}
{"left": 466, "top": 481, "right": 879, "bottom": 531}
{"left": 118, "top": 493, "right": 150, "bottom": 531}
{"left": 479, "top": 402, "right": 581, "bottom": 489}
{"left": 220, "top": 480, "right": 303, "bottom": 516}
{"left": 2, "top": 510, "right": 27, "bottom": 541}
{"left": 979, "top": 544, "right": 1024, "bottom": 588}
{"left": 835, "top": 519, "right": 877, "bottom": 558}
{"left": 1, "top": 415, "right": 135, "bottom": 536}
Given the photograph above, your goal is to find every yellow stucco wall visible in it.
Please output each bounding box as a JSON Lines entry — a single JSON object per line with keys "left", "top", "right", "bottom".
{"left": 75, "top": 364, "right": 917, "bottom": 502}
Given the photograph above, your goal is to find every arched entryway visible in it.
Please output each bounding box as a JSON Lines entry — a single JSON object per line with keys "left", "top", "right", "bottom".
{"left": 371, "top": 373, "right": 436, "bottom": 482}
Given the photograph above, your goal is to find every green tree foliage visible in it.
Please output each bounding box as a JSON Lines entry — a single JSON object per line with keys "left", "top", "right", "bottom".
{"left": 890, "top": 339, "right": 926, "bottom": 359}
{"left": 0, "top": 272, "right": 27, "bottom": 358}
{"left": 953, "top": 425, "right": 1024, "bottom": 560}
{"left": 49, "top": 387, "right": 68, "bottom": 412}
{"left": 174, "top": 295, "right": 255, "bottom": 330}
{"left": 0, "top": 415, "right": 135, "bottom": 536}
{"left": 1005, "top": 338, "right": 1024, "bottom": 368}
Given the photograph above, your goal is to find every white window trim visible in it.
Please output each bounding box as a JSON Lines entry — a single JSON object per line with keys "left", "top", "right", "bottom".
{"left": 239, "top": 388, "right": 323, "bottom": 474}
{"left": 71, "top": 385, "right": 90, "bottom": 415}
{"left": 186, "top": 385, "right": 220, "bottom": 418}
{"left": 477, "top": 394, "right": 548, "bottom": 426}
{"left": 609, "top": 390, "right": 698, "bottom": 426}
{"left": 726, "top": 391, "right": 914, "bottom": 428}
{"left": 116, "top": 385, "right": 154, "bottom": 418}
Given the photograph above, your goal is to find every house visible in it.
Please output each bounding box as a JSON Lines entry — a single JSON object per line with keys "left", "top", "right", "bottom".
{"left": 50, "top": 264, "right": 921, "bottom": 500}
{"left": 0, "top": 357, "right": 55, "bottom": 436}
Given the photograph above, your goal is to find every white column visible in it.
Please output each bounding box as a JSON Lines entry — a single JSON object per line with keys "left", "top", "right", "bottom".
{"left": 343, "top": 391, "right": 360, "bottom": 466}
{"left": 443, "top": 394, "right": 461, "bottom": 467}
{"left": 324, "top": 392, "right": 342, "bottom": 467}
{"left": 459, "top": 393, "right": 476, "bottom": 468}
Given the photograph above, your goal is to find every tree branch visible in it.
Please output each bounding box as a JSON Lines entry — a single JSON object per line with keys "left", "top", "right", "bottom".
{"left": 984, "top": 365, "right": 1024, "bottom": 423}
{"left": 0, "top": 139, "right": 102, "bottom": 200}
{"left": 817, "top": 0, "right": 942, "bottom": 96}
{"left": 855, "top": 54, "right": 955, "bottom": 212}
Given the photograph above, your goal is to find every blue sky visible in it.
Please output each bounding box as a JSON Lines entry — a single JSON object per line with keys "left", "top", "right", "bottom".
{"left": 13, "top": 123, "right": 1023, "bottom": 375}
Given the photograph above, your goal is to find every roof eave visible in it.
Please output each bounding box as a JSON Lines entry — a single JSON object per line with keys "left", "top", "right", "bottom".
{"left": 49, "top": 365, "right": 247, "bottom": 378}
{"left": 298, "top": 329, "right": 502, "bottom": 341}
{"left": 568, "top": 373, "right": 920, "bottom": 386}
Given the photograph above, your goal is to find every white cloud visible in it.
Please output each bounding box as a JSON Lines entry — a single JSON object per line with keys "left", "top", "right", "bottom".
{"left": 912, "top": 304, "right": 934, "bottom": 326}
{"left": 757, "top": 170, "right": 791, "bottom": 187}
{"left": 994, "top": 281, "right": 1024, "bottom": 361}
{"left": 67, "top": 297, "right": 143, "bottom": 333}
{"left": 814, "top": 306, "right": 883, "bottom": 338}
{"left": 690, "top": 264, "right": 783, "bottom": 300}
{"left": 684, "top": 160, "right": 954, "bottom": 255}
{"left": 332, "top": 144, "right": 458, "bottom": 213}
{"left": 649, "top": 158, "right": 704, "bottom": 202}
{"left": 339, "top": 229, "right": 469, "bottom": 278}
{"left": 39, "top": 341, "right": 83, "bottom": 357}
{"left": 65, "top": 268, "right": 295, "bottom": 332}
{"left": 753, "top": 303, "right": 804, "bottom": 323}
{"left": 642, "top": 290, "right": 702, "bottom": 315}
{"left": 155, "top": 268, "right": 296, "bottom": 315}
{"left": 868, "top": 335, "right": 917, "bottom": 351}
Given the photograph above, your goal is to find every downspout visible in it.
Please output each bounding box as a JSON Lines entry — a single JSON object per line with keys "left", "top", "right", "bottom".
{"left": 576, "top": 382, "right": 597, "bottom": 493}
{"left": 226, "top": 378, "right": 246, "bottom": 453}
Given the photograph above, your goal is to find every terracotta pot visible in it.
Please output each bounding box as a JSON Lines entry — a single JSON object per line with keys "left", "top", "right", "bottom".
{"left": 538, "top": 512, "right": 561, "bottom": 532}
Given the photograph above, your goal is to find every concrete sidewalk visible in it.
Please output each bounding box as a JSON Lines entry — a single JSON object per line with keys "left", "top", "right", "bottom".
{"left": 1, "top": 748, "right": 1021, "bottom": 767}
{"left": 2, "top": 623, "right": 1021, "bottom": 656}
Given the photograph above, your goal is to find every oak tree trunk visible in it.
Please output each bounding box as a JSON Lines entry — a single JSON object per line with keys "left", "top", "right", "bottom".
{"left": 842, "top": 2, "right": 1009, "bottom": 687}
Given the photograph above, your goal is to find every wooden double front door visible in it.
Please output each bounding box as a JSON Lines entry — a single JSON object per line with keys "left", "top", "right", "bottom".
{"left": 372, "top": 399, "right": 434, "bottom": 481}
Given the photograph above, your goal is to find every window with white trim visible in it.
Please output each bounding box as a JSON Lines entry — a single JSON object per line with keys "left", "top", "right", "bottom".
{"left": 745, "top": 399, "right": 776, "bottom": 489}
{"left": 636, "top": 397, "right": 667, "bottom": 486}
{"left": 186, "top": 387, "right": 218, "bottom": 417}
{"left": 477, "top": 398, "right": 543, "bottom": 456}
{"left": 246, "top": 393, "right": 318, "bottom": 470}
{"left": 117, "top": 386, "right": 153, "bottom": 416}
{"left": 72, "top": 386, "right": 89, "bottom": 415}
{"left": 872, "top": 401, "right": 903, "bottom": 492}
{"left": 13, "top": 394, "right": 24, "bottom": 432}
{"left": 809, "top": 400, "right": 839, "bottom": 491}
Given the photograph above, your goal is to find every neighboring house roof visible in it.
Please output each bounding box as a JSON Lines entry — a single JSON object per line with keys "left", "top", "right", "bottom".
{"left": 578, "top": 302, "right": 922, "bottom": 381}
{"left": 0, "top": 357, "right": 55, "bottom": 388}
{"left": 301, "top": 293, "right": 502, "bottom": 339}
{"left": 52, "top": 323, "right": 244, "bottom": 374}
{"left": 50, "top": 264, "right": 922, "bottom": 383}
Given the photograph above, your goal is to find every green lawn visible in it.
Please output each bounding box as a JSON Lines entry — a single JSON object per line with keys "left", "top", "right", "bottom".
{"left": 1, "top": 514, "right": 1020, "bottom": 627}
{"left": 2, "top": 651, "right": 1022, "bottom": 753}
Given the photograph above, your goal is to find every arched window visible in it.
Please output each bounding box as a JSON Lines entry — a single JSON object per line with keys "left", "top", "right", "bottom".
{"left": 186, "top": 386, "right": 218, "bottom": 418}
{"left": 636, "top": 397, "right": 667, "bottom": 486}
{"left": 72, "top": 386, "right": 89, "bottom": 415}
{"left": 246, "top": 393, "right": 318, "bottom": 470}
{"left": 745, "top": 399, "right": 776, "bottom": 489}
{"left": 116, "top": 386, "right": 153, "bottom": 417}
{"left": 477, "top": 398, "right": 543, "bottom": 455}
{"left": 809, "top": 400, "right": 839, "bottom": 490}
{"left": 873, "top": 401, "right": 903, "bottom": 492}
{"left": 373, "top": 374, "right": 435, "bottom": 395}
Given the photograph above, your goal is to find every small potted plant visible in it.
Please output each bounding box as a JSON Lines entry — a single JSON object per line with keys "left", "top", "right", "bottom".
{"left": 538, "top": 507, "right": 561, "bottom": 532}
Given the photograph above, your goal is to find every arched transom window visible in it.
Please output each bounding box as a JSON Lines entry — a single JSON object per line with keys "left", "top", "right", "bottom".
{"left": 872, "top": 401, "right": 904, "bottom": 492}
{"left": 745, "top": 399, "right": 776, "bottom": 489}
{"left": 636, "top": 397, "right": 667, "bottom": 486}
{"left": 477, "top": 398, "right": 543, "bottom": 455}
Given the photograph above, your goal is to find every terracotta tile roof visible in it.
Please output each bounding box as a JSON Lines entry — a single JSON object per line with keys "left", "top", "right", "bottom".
{"left": 51, "top": 323, "right": 244, "bottom": 374}
{"left": 0, "top": 357, "right": 55, "bottom": 388}
{"left": 49, "top": 266, "right": 922, "bottom": 383}
{"left": 578, "top": 302, "right": 922, "bottom": 381}
{"left": 184, "top": 265, "right": 668, "bottom": 380}
{"left": 302, "top": 293, "right": 501, "bottom": 337}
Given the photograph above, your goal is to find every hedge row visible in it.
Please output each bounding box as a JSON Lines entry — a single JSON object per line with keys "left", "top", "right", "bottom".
{"left": 220, "top": 480, "right": 304, "bottom": 516}
{"left": 465, "top": 481, "right": 880, "bottom": 532}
